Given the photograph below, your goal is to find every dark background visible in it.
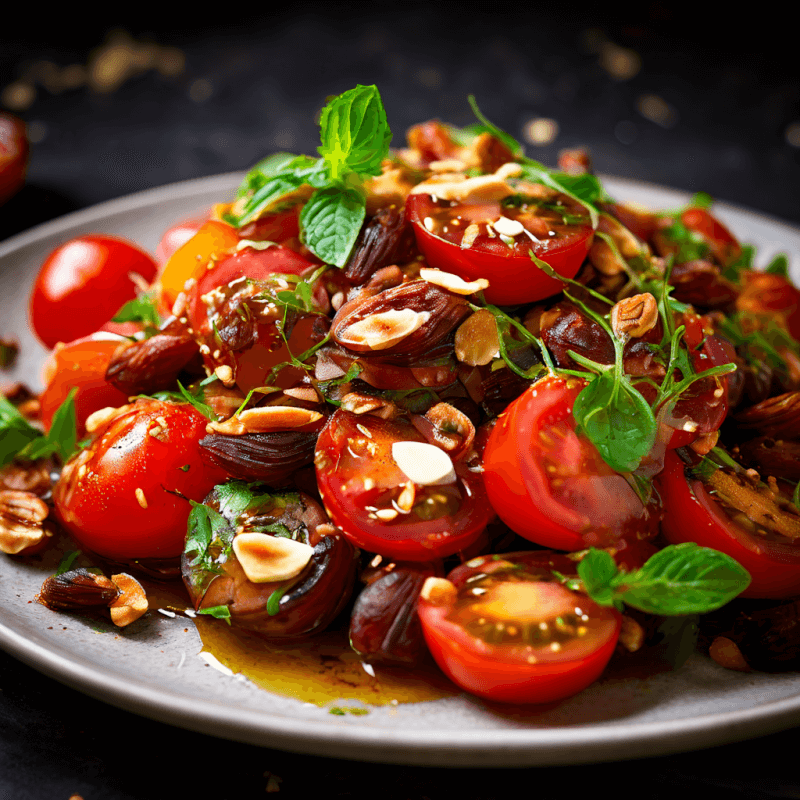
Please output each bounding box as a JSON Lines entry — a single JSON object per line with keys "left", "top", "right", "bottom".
{"left": 2, "top": 4, "right": 800, "bottom": 797}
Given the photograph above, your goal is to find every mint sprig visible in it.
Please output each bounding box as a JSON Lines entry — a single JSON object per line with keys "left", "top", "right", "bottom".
{"left": 570, "top": 544, "right": 751, "bottom": 615}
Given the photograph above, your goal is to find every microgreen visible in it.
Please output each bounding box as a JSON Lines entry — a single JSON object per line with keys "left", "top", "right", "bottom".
{"left": 661, "top": 219, "right": 709, "bottom": 263}
{"left": 266, "top": 584, "right": 290, "bottom": 616}
{"left": 197, "top": 605, "right": 232, "bottom": 624}
{"left": 564, "top": 543, "right": 751, "bottom": 615}
{"left": 0, "top": 389, "right": 78, "bottom": 467}
{"left": 151, "top": 378, "right": 218, "bottom": 421}
{"left": 54, "top": 550, "right": 81, "bottom": 577}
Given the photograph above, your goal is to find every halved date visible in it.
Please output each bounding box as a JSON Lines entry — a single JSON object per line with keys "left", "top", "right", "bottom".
{"left": 105, "top": 333, "right": 200, "bottom": 395}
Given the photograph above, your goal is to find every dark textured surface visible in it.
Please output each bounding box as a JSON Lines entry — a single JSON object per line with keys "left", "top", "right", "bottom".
{"left": 2, "top": 5, "right": 800, "bottom": 797}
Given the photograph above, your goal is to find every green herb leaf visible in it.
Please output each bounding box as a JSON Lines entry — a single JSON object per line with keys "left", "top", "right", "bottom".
{"left": 197, "top": 605, "right": 232, "bottom": 624}
{"left": 690, "top": 191, "right": 714, "bottom": 209}
{"left": 662, "top": 219, "right": 709, "bottom": 263}
{"left": 0, "top": 396, "right": 45, "bottom": 468}
{"left": 318, "top": 85, "right": 392, "bottom": 181}
{"left": 572, "top": 370, "right": 657, "bottom": 473}
{"left": 466, "top": 95, "right": 524, "bottom": 157}
{"left": 300, "top": 185, "right": 366, "bottom": 267}
{"left": 54, "top": 550, "right": 81, "bottom": 576}
{"left": 576, "top": 549, "right": 620, "bottom": 609}
{"left": 112, "top": 294, "right": 160, "bottom": 328}
{"left": 765, "top": 253, "right": 790, "bottom": 277}
{"left": 616, "top": 543, "right": 751, "bottom": 615}
{"left": 266, "top": 584, "right": 290, "bottom": 616}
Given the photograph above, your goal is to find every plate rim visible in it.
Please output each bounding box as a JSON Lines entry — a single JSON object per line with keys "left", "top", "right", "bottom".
{"left": 2, "top": 171, "right": 800, "bottom": 767}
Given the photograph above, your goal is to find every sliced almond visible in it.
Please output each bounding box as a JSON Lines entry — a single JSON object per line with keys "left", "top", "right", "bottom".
{"left": 460, "top": 223, "right": 481, "bottom": 249}
{"left": 282, "top": 386, "right": 322, "bottom": 404}
{"left": 454, "top": 309, "right": 500, "bottom": 366}
{"left": 338, "top": 308, "right": 430, "bottom": 351}
{"left": 420, "top": 576, "right": 457, "bottom": 605}
{"left": 491, "top": 216, "right": 524, "bottom": 237}
{"left": 419, "top": 268, "right": 489, "bottom": 296}
{"left": 391, "top": 441, "right": 457, "bottom": 486}
{"left": 206, "top": 406, "right": 323, "bottom": 435}
{"left": 109, "top": 573, "right": 148, "bottom": 627}
{"left": 85, "top": 404, "right": 133, "bottom": 434}
{"left": 233, "top": 532, "right": 314, "bottom": 583}
{"left": 409, "top": 172, "right": 514, "bottom": 203}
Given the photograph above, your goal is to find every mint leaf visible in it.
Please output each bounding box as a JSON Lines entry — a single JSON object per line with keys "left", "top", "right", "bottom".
{"left": 319, "top": 85, "right": 392, "bottom": 181}
{"left": 576, "top": 549, "right": 620, "bottom": 609}
{"left": 0, "top": 396, "right": 44, "bottom": 467}
{"left": 237, "top": 152, "right": 303, "bottom": 197}
{"left": 197, "top": 605, "right": 232, "bottom": 624}
{"left": 55, "top": 550, "right": 81, "bottom": 576}
{"left": 572, "top": 368, "right": 657, "bottom": 474}
{"left": 300, "top": 185, "right": 366, "bottom": 267}
{"left": 765, "top": 253, "right": 790, "bottom": 277}
{"left": 617, "top": 543, "right": 751, "bottom": 615}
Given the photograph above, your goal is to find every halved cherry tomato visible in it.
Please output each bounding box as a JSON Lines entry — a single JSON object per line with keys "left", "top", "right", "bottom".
{"left": 157, "top": 219, "right": 239, "bottom": 311}
{"left": 0, "top": 113, "right": 28, "bottom": 205}
{"left": 39, "top": 333, "right": 131, "bottom": 436}
{"left": 680, "top": 207, "right": 741, "bottom": 266}
{"left": 417, "top": 551, "right": 621, "bottom": 704}
{"left": 482, "top": 376, "right": 660, "bottom": 558}
{"left": 53, "top": 399, "right": 228, "bottom": 562}
{"left": 29, "top": 235, "right": 158, "bottom": 349}
{"left": 406, "top": 189, "right": 593, "bottom": 305}
{"left": 657, "top": 450, "right": 800, "bottom": 598}
{"left": 314, "top": 409, "right": 495, "bottom": 561}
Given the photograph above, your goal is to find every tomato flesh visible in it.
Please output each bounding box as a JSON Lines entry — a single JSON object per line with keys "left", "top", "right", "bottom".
{"left": 29, "top": 236, "right": 158, "bottom": 350}
{"left": 418, "top": 551, "right": 621, "bottom": 704}
{"left": 315, "top": 409, "right": 494, "bottom": 561}
{"left": 406, "top": 189, "right": 593, "bottom": 305}
{"left": 482, "top": 376, "right": 659, "bottom": 553}
{"left": 53, "top": 400, "right": 228, "bottom": 561}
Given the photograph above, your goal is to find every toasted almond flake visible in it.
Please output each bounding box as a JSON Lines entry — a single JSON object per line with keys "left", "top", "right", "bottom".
{"left": 148, "top": 425, "right": 163, "bottom": 438}
{"left": 423, "top": 216, "right": 434, "bottom": 231}
{"left": 419, "top": 268, "right": 489, "bottom": 295}
{"left": 492, "top": 216, "right": 524, "bottom": 237}
{"left": 109, "top": 573, "right": 148, "bottom": 627}
{"left": 215, "top": 365, "right": 234, "bottom": 385}
{"left": 391, "top": 441, "right": 457, "bottom": 486}
{"left": 375, "top": 508, "right": 399, "bottom": 521}
{"left": 420, "top": 576, "right": 457, "bottom": 605}
{"left": 396, "top": 482, "right": 416, "bottom": 512}
{"left": 206, "top": 406, "right": 322, "bottom": 435}
{"left": 314, "top": 523, "right": 336, "bottom": 537}
{"left": 233, "top": 532, "right": 314, "bottom": 583}
{"left": 339, "top": 308, "right": 430, "bottom": 351}
{"left": 495, "top": 162, "right": 523, "bottom": 179}
{"left": 85, "top": 405, "right": 131, "bottom": 434}
{"left": 158, "top": 608, "right": 177, "bottom": 618}
{"left": 410, "top": 172, "right": 514, "bottom": 203}
{"left": 282, "top": 386, "right": 321, "bottom": 403}
{"left": 455, "top": 309, "right": 500, "bottom": 366}
{"left": 135, "top": 488, "right": 148, "bottom": 508}
{"left": 460, "top": 223, "right": 481, "bottom": 249}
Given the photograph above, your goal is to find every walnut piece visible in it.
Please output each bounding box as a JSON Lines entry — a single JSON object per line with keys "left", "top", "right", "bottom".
{"left": 0, "top": 489, "right": 51, "bottom": 555}
{"left": 610, "top": 293, "right": 658, "bottom": 339}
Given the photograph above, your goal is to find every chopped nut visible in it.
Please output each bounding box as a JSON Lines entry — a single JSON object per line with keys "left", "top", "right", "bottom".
{"left": 340, "top": 392, "right": 399, "bottom": 419}
{"left": 0, "top": 460, "right": 52, "bottom": 496}
{"left": 85, "top": 404, "right": 133, "bottom": 434}
{"left": 38, "top": 568, "right": 119, "bottom": 609}
{"left": 460, "top": 223, "right": 481, "bottom": 249}
{"left": 409, "top": 172, "right": 514, "bottom": 203}
{"left": 492, "top": 216, "right": 524, "bottom": 237}
{"left": 232, "top": 532, "right": 314, "bottom": 583}
{"left": 420, "top": 576, "right": 457, "bottom": 605}
{"left": 206, "top": 406, "right": 323, "bottom": 435}
{"left": 588, "top": 237, "right": 627, "bottom": 276}
{"left": 423, "top": 402, "right": 476, "bottom": 456}
{"left": 109, "top": 573, "right": 148, "bottom": 627}
{"left": 689, "top": 429, "right": 720, "bottom": 456}
{"left": 0, "top": 490, "right": 51, "bottom": 555}
{"left": 709, "top": 636, "right": 750, "bottom": 671}
{"left": 598, "top": 213, "right": 644, "bottom": 260}
{"left": 215, "top": 364, "right": 235, "bottom": 385}
{"left": 396, "top": 481, "right": 416, "bottom": 512}
{"left": 282, "top": 386, "right": 321, "bottom": 404}
{"left": 610, "top": 293, "right": 658, "bottom": 339}
{"left": 454, "top": 309, "right": 500, "bottom": 366}
{"left": 618, "top": 614, "right": 645, "bottom": 652}
{"left": 428, "top": 158, "right": 468, "bottom": 172}
{"left": 419, "top": 268, "right": 489, "bottom": 296}
{"left": 338, "top": 308, "right": 430, "bottom": 351}
{"left": 391, "top": 441, "right": 457, "bottom": 486}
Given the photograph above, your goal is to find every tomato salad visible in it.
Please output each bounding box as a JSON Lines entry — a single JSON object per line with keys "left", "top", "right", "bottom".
{"left": 3, "top": 85, "right": 800, "bottom": 706}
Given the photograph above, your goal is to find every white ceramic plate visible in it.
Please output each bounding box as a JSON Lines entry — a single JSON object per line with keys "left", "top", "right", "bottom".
{"left": 1, "top": 174, "right": 799, "bottom": 767}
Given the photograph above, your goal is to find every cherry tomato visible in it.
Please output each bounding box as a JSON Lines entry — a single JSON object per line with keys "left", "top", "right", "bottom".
{"left": 53, "top": 400, "right": 228, "bottom": 561}
{"left": 155, "top": 215, "right": 208, "bottom": 265}
{"left": 0, "top": 113, "right": 28, "bottom": 205}
{"left": 157, "top": 219, "right": 239, "bottom": 311}
{"left": 657, "top": 450, "right": 800, "bottom": 598}
{"left": 39, "top": 334, "right": 131, "bottom": 437}
{"left": 406, "top": 189, "right": 593, "bottom": 305}
{"left": 736, "top": 270, "right": 800, "bottom": 342}
{"left": 680, "top": 207, "right": 741, "bottom": 266}
{"left": 482, "top": 376, "right": 660, "bottom": 556}
{"left": 29, "top": 236, "right": 158, "bottom": 349}
{"left": 315, "top": 409, "right": 495, "bottom": 561}
{"left": 417, "top": 551, "right": 621, "bottom": 704}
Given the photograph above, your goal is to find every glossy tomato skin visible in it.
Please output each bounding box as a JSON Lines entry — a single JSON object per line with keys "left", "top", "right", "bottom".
{"left": 405, "top": 192, "right": 593, "bottom": 306}
{"left": 30, "top": 236, "right": 158, "bottom": 349}
{"left": 53, "top": 400, "right": 229, "bottom": 561}
{"left": 39, "top": 333, "right": 131, "bottom": 437}
{"left": 0, "top": 113, "right": 28, "bottom": 205}
{"left": 155, "top": 215, "right": 208, "bottom": 265}
{"left": 418, "top": 551, "right": 621, "bottom": 704}
{"left": 482, "top": 376, "right": 660, "bottom": 555}
{"left": 315, "top": 409, "right": 495, "bottom": 562}
{"left": 657, "top": 450, "right": 800, "bottom": 599}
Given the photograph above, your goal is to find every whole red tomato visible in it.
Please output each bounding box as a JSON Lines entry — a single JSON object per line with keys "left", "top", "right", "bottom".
{"left": 30, "top": 235, "right": 158, "bottom": 349}
{"left": 0, "top": 113, "right": 28, "bottom": 205}
{"left": 53, "top": 399, "right": 228, "bottom": 561}
{"left": 406, "top": 189, "right": 593, "bottom": 305}
{"left": 417, "top": 551, "right": 621, "bottom": 704}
